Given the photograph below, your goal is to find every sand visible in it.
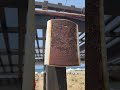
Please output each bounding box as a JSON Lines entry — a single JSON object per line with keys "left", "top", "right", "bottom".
{"left": 35, "top": 70, "right": 85, "bottom": 90}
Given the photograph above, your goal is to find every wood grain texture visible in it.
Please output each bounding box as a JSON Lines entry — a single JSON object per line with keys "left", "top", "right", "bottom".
{"left": 85, "top": 0, "right": 109, "bottom": 90}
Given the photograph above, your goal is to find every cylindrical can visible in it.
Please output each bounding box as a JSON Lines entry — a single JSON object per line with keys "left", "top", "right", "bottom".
{"left": 44, "top": 19, "right": 80, "bottom": 66}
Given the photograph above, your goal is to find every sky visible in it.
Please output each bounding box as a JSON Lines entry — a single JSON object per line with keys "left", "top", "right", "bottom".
{"left": 35, "top": 0, "right": 85, "bottom": 47}
{"left": 35, "top": 0, "right": 85, "bottom": 8}
{"left": 35, "top": 0, "right": 85, "bottom": 68}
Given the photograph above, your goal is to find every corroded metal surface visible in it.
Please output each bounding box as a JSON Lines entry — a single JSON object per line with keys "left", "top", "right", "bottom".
{"left": 45, "top": 19, "right": 80, "bottom": 66}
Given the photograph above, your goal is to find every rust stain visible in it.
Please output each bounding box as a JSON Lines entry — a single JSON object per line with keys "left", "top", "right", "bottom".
{"left": 49, "top": 19, "right": 79, "bottom": 66}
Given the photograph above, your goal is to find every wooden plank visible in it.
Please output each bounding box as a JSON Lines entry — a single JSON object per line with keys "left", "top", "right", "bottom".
{"left": 106, "top": 32, "right": 120, "bottom": 37}
{"left": 35, "top": 10, "right": 85, "bottom": 21}
{"left": 105, "top": 16, "right": 116, "bottom": 26}
{"left": 86, "top": 0, "right": 109, "bottom": 90}
{"left": 0, "top": 27, "right": 18, "bottom": 33}
{"left": 0, "top": 56, "right": 6, "bottom": 72}
{"left": 0, "top": 49, "right": 20, "bottom": 55}
{"left": 0, "top": 64, "right": 24, "bottom": 67}
{"left": 22, "top": 0, "right": 35, "bottom": 90}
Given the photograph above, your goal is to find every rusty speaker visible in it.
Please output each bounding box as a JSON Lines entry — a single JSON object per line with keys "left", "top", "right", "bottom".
{"left": 44, "top": 19, "right": 80, "bottom": 66}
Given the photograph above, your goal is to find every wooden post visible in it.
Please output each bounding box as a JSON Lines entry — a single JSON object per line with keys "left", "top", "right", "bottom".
{"left": 45, "top": 17, "right": 67, "bottom": 90}
{"left": 43, "top": 65, "right": 46, "bottom": 90}
{"left": 46, "top": 66, "right": 67, "bottom": 90}
{"left": 86, "top": 0, "right": 109, "bottom": 90}
{"left": 22, "top": 0, "right": 35, "bottom": 90}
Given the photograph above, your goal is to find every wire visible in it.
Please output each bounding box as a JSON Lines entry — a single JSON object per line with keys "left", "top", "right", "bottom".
{"left": 63, "top": 0, "right": 68, "bottom": 12}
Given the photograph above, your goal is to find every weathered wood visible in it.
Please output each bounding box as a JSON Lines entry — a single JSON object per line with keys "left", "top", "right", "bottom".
{"left": 0, "top": 49, "right": 20, "bottom": 55}
{"left": 0, "top": 0, "right": 28, "bottom": 8}
{"left": 86, "top": 0, "right": 109, "bottom": 90}
{"left": 22, "top": 0, "right": 35, "bottom": 90}
{"left": 45, "top": 17, "right": 67, "bottom": 90}
{"left": 106, "top": 32, "right": 120, "bottom": 37}
{"left": 35, "top": 10, "right": 85, "bottom": 21}
{"left": 0, "top": 27, "right": 18, "bottom": 33}
{"left": 43, "top": 65, "right": 46, "bottom": 90}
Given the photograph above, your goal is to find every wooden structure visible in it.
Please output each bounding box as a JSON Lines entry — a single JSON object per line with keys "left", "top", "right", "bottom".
{"left": 0, "top": 0, "right": 120, "bottom": 90}
{"left": 0, "top": 0, "right": 28, "bottom": 88}
{"left": 35, "top": 1, "right": 120, "bottom": 90}
{"left": 86, "top": 0, "right": 109, "bottom": 89}
{"left": 0, "top": 0, "right": 35, "bottom": 90}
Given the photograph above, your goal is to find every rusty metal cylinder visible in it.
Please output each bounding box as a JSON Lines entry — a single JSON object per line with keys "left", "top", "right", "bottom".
{"left": 44, "top": 19, "right": 80, "bottom": 66}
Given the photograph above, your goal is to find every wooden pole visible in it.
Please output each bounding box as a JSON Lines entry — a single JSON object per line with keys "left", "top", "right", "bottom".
{"left": 86, "top": 0, "right": 109, "bottom": 90}
{"left": 22, "top": 0, "right": 35, "bottom": 90}
{"left": 45, "top": 17, "right": 67, "bottom": 90}
{"left": 46, "top": 66, "right": 67, "bottom": 90}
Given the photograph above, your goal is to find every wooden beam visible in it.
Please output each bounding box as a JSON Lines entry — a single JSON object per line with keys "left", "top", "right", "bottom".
{"left": 35, "top": 1, "right": 84, "bottom": 14}
{"left": 45, "top": 17, "right": 67, "bottom": 90}
{"left": 79, "top": 32, "right": 84, "bottom": 37}
{"left": 18, "top": 8, "right": 27, "bottom": 86}
{"left": 86, "top": 0, "right": 109, "bottom": 90}
{"left": 0, "top": 56, "right": 6, "bottom": 72}
{"left": 0, "top": 7, "right": 13, "bottom": 72}
{"left": 108, "top": 23, "right": 120, "bottom": 32}
{"left": 0, "top": 73, "right": 19, "bottom": 78}
{"left": 0, "top": 0, "right": 18, "bottom": 7}
{"left": 42, "top": 28, "right": 46, "bottom": 60}
{"left": 106, "top": 37, "right": 115, "bottom": 44}
{"left": 46, "top": 66, "right": 67, "bottom": 90}
{"left": 106, "top": 32, "right": 120, "bottom": 37}
{"left": 22, "top": 0, "right": 35, "bottom": 89}
{"left": 104, "top": 0, "right": 120, "bottom": 15}
{"left": 0, "top": 0, "right": 28, "bottom": 8}
{"left": 0, "top": 27, "right": 18, "bottom": 33}
{"left": 108, "top": 57, "right": 120, "bottom": 65}
{"left": 0, "top": 49, "right": 20, "bottom": 55}
{"left": 105, "top": 16, "right": 116, "bottom": 26}
{"left": 43, "top": 29, "right": 46, "bottom": 90}
{"left": 35, "top": 10, "right": 85, "bottom": 21}
{"left": 107, "top": 42, "right": 120, "bottom": 60}
{"left": 0, "top": 64, "right": 24, "bottom": 67}
{"left": 35, "top": 30, "right": 42, "bottom": 58}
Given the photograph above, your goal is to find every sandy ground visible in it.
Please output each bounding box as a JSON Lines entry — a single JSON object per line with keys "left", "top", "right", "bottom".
{"left": 35, "top": 70, "right": 85, "bottom": 90}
